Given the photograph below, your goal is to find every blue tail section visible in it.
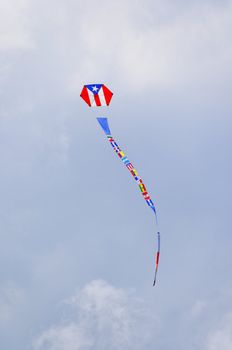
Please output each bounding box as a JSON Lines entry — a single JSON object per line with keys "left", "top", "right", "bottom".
{"left": 97, "top": 117, "right": 111, "bottom": 135}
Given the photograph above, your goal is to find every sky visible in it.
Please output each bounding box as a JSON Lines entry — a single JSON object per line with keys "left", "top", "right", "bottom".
{"left": 0, "top": 0, "right": 232, "bottom": 349}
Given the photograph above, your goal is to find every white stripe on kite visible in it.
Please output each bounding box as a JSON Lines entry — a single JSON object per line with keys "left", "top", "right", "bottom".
{"left": 87, "top": 88, "right": 96, "bottom": 107}
{"left": 98, "top": 87, "right": 107, "bottom": 106}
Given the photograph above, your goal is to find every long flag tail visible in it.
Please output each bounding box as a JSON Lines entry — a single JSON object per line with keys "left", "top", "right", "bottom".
{"left": 97, "top": 117, "right": 160, "bottom": 286}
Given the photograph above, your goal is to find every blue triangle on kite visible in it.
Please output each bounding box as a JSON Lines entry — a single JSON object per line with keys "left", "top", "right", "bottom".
{"left": 97, "top": 117, "right": 111, "bottom": 135}
{"left": 86, "top": 84, "right": 102, "bottom": 95}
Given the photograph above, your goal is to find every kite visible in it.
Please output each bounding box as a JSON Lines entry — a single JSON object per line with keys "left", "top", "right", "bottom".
{"left": 80, "top": 84, "right": 113, "bottom": 107}
{"left": 80, "top": 84, "right": 160, "bottom": 286}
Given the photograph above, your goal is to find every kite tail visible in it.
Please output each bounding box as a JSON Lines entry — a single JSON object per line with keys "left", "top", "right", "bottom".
{"left": 151, "top": 205, "right": 158, "bottom": 225}
{"left": 153, "top": 231, "right": 160, "bottom": 286}
{"left": 97, "top": 117, "right": 160, "bottom": 287}
{"left": 97, "top": 117, "right": 158, "bottom": 214}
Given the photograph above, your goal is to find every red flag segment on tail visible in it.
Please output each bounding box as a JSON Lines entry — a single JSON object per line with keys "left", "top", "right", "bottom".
{"left": 80, "top": 84, "right": 113, "bottom": 107}
{"left": 153, "top": 232, "right": 160, "bottom": 286}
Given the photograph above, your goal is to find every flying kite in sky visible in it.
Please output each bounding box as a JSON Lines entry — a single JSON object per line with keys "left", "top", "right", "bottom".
{"left": 80, "top": 84, "right": 113, "bottom": 107}
{"left": 80, "top": 84, "right": 160, "bottom": 286}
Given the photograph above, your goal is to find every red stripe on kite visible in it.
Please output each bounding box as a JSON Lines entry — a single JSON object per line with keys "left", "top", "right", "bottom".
{"left": 102, "top": 84, "right": 113, "bottom": 105}
{"left": 80, "top": 87, "right": 91, "bottom": 106}
{"left": 94, "top": 93, "right": 101, "bottom": 106}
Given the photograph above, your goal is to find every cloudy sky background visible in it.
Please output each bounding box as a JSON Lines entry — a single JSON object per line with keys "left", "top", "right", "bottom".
{"left": 0, "top": 0, "right": 232, "bottom": 349}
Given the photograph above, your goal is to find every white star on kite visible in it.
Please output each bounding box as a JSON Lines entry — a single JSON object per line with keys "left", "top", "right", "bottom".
{"left": 92, "top": 86, "right": 99, "bottom": 92}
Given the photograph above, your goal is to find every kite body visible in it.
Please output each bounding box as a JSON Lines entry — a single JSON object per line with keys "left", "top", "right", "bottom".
{"left": 80, "top": 84, "right": 113, "bottom": 107}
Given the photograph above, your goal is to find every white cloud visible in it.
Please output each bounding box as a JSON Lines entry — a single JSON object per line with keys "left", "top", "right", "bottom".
{"left": 206, "top": 314, "right": 232, "bottom": 350}
{"left": 1, "top": 0, "right": 232, "bottom": 94}
{"left": 33, "top": 280, "right": 159, "bottom": 350}
{"left": 67, "top": 0, "right": 232, "bottom": 92}
{"left": 34, "top": 324, "right": 93, "bottom": 350}
{"left": 0, "top": 0, "right": 34, "bottom": 50}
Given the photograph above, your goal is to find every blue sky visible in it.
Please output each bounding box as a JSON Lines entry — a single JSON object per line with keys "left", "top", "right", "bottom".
{"left": 0, "top": 1, "right": 232, "bottom": 349}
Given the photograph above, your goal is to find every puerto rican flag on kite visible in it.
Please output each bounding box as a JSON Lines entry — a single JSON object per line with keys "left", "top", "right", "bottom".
{"left": 80, "top": 84, "right": 113, "bottom": 107}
